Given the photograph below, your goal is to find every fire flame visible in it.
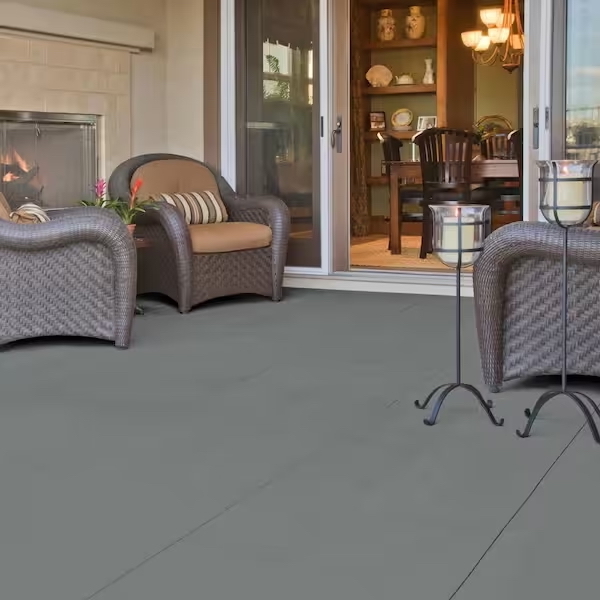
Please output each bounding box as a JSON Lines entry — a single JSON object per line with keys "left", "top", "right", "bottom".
{"left": 1, "top": 148, "right": 33, "bottom": 182}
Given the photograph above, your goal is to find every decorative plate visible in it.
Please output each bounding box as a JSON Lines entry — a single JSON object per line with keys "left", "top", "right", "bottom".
{"left": 391, "top": 108, "right": 413, "bottom": 130}
{"left": 365, "top": 65, "right": 393, "bottom": 88}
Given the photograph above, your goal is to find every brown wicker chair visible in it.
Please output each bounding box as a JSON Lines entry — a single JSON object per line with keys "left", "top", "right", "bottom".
{"left": 0, "top": 206, "right": 136, "bottom": 348}
{"left": 474, "top": 221, "right": 600, "bottom": 392}
{"left": 108, "top": 154, "right": 290, "bottom": 313}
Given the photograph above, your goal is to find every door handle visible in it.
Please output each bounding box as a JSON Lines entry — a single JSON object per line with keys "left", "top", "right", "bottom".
{"left": 331, "top": 117, "right": 342, "bottom": 152}
{"left": 532, "top": 107, "right": 539, "bottom": 150}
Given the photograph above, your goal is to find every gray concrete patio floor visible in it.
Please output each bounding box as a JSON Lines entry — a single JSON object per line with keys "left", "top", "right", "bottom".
{"left": 1, "top": 289, "right": 598, "bottom": 600}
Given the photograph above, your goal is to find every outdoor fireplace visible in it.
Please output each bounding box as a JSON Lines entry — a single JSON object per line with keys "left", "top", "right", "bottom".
{"left": 0, "top": 111, "right": 98, "bottom": 210}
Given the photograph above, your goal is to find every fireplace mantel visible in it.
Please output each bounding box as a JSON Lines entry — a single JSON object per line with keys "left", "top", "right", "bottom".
{"left": 0, "top": 2, "right": 155, "bottom": 51}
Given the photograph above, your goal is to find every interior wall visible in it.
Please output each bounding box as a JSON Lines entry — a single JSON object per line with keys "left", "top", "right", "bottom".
{"left": 475, "top": 61, "right": 521, "bottom": 127}
{"left": 473, "top": 0, "right": 521, "bottom": 128}
{"left": 166, "top": 0, "right": 205, "bottom": 160}
{"left": 15, "top": 0, "right": 168, "bottom": 156}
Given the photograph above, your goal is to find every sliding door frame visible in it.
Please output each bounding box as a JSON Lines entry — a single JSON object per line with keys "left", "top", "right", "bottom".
{"left": 218, "top": 0, "right": 333, "bottom": 274}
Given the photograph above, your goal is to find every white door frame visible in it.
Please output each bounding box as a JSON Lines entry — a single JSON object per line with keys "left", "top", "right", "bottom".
{"left": 219, "top": 0, "right": 333, "bottom": 275}
{"left": 220, "top": 0, "right": 554, "bottom": 289}
{"left": 522, "top": 0, "right": 553, "bottom": 222}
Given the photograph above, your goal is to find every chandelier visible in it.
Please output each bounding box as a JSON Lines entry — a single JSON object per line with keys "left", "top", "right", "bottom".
{"left": 461, "top": 1, "right": 524, "bottom": 73}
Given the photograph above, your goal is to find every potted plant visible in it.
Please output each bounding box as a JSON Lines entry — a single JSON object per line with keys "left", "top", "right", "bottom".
{"left": 81, "top": 178, "right": 151, "bottom": 233}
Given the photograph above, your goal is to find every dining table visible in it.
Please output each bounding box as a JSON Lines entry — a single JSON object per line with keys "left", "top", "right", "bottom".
{"left": 386, "top": 159, "right": 519, "bottom": 255}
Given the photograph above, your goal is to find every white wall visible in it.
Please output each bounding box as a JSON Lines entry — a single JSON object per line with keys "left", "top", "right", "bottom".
{"left": 475, "top": 61, "right": 520, "bottom": 128}
{"left": 165, "top": 0, "right": 204, "bottom": 160}
{"left": 15, "top": 0, "right": 168, "bottom": 155}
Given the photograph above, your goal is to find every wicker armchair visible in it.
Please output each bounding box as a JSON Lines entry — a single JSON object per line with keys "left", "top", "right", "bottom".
{"left": 108, "top": 154, "right": 290, "bottom": 313}
{"left": 0, "top": 207, "right": 136, "bottom": 348}
{"left": 474, "top": 221, "right": 600, "bottom": 392}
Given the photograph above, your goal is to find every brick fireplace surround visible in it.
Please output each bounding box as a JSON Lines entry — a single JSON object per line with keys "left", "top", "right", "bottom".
{"left": 0, "top": 3, "right": 156, "bottom": 177}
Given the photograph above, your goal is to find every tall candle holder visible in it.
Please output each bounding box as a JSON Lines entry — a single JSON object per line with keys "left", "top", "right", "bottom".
{"left": 517, "top": 160, "right": 600, "bottom": 443}
{"left": 415, "top": 205, "right": 505, "bottom": 427}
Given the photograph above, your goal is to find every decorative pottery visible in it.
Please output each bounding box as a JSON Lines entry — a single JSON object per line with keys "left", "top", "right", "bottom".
{"left": 405, "top": 6, "right": 426, "bottom": 39}
{"left": 394, "top": 73, "right": 414, "bottom": 85}
{"left": 391, "top": 108, "right": 414, "bottom": 131}
{"left": 422, "top": 58, "right": 434, "bottom": 84}
{"left": 127, "top": 223, "right": 137, "bottom": 235}
{"left": 377, "top": 9, "right": 396, "bottom": 42}
{"left": 365, "top": 65, "right": 393, "bottom": 88}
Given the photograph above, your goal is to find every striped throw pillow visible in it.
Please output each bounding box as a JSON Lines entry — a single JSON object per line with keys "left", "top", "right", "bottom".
{"left": 10, "top": 203, "right": 50, "bottom": 224}
{"left": 152, "top": 192, "right": 228, "bottom": 225}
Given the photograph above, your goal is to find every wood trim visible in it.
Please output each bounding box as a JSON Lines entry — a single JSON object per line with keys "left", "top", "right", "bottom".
{"left": 436, "top": 0, "right": 448, "bottom": 126}
{"left": 203, "top": 0, "right": 220, "bottom": 168}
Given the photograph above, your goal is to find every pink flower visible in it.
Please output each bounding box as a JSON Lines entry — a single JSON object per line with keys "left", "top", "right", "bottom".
{"left": 94, "top": 178, "right": 107, "bottom": 200}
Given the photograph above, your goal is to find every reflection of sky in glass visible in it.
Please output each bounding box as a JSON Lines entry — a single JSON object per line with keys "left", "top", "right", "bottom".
{"left": 567, "top": 0, "right": 600, "bottom": 123}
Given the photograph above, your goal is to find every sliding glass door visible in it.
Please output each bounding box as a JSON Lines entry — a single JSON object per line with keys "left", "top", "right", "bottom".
{"left": 552, "top": 0, "right": 600, "bottom": 170}
{"left": 235, "top": 0, "right": 321, "bottom": 267}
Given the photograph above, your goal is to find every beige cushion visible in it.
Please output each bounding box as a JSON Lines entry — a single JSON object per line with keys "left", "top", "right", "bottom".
{"left": 0, "top": 193, "right": 11, "bottom": 221}
{"left": 151, "top": 192, "right": 228, "bottom": 224}
{"left": 189, "top": 222, "right": 272, "bottom": 254}
{"left": 133, "top": 160, "right": 221, "bottom": 197}
{"left": 5, "top": 202, "right": 50, "bottom": 224}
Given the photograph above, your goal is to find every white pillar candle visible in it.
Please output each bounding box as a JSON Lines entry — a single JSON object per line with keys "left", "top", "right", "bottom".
{"left": 543, "top": 180, "right": 588, "bottom": 225}
{"left": 439, "top": 216, "right": 476, "bottom": 266}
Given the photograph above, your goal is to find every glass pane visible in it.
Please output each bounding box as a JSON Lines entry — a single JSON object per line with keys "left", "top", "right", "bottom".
{"left": 565, "top": 0, "right": 600, "bottom": 161}
{"left": 0, "top": 117, "right": 96, "bottom": 209}
{"left": 236, "top": 0, "right": 320, "bottom": 267}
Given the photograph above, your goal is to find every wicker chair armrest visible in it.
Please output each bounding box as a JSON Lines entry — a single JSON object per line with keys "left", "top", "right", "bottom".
{"left": 136, "top": 202, "right": 192, "bottom": 257}
{"left": 0, "top": 207, "right": 134, "bottom": 253}
{"left": 226, "top": 195, "right": 290, "bottom": 229}
{"left": 474, "top": 221, "right": 600, "bottom": 389}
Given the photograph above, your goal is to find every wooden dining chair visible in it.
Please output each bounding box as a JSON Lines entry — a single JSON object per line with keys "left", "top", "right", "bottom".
{"left": 480, "top": 129, "right": 515, "bottom": 160}
{"left": 415, "top": 128, "right": 495, "bottom": 259}
{"left": 381, "top": 134, "right": 423, "bottom": 252}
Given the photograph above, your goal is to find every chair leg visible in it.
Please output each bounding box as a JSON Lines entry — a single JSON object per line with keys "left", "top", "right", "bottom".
{"left": 420, "top": 208, "right": 429, "bottom": 259}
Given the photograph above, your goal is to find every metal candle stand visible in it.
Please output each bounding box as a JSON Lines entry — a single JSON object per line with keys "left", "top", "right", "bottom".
{"left": 414, "top": 205, "right": 505, "bottom": 427}
{"left": 516, "top": 160, "right": 600, "bottom": 443}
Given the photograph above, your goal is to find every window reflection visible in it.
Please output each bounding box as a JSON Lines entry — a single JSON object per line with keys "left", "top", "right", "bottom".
{"left": 565, "top": 0, "right": 600, "bottom": 160}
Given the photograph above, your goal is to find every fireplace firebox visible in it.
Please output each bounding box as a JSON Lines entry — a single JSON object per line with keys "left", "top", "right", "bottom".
{"left": 0, "top": 111, "right": 98, "bottom": 210}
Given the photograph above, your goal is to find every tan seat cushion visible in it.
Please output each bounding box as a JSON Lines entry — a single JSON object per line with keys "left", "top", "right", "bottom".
{"left": 188, "top": 222, "right": 272, "bottom": 254}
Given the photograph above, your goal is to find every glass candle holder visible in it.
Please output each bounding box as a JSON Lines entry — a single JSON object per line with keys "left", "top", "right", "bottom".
{"left": 430, "top": 205, "right": 490, "bottom": 268}
{"left": 537, "top": 160, "right": 597, "bottom": 227}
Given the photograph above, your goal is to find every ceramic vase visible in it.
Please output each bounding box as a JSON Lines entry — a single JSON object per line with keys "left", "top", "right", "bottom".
{"left": 422, "top": 58, "right": 434, "bottom": 84}
{"left": 377, "top": 9, "right": 396, "bottom": 42}
{"left": 405, "top": 6, "right": 426, "bottom": 39}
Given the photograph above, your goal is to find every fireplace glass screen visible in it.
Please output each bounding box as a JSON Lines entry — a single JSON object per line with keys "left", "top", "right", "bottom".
{"left": 0, "top": 112, "right": 97, "bottom": 210}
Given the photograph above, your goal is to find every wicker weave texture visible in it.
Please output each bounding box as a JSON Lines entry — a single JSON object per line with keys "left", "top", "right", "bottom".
{"left": 0, "top": 207, "right": 137, "bottom": 348}
{"left": 473, "top": 221, "right": 600, "bottom": 391}
{"left": 108, "top": 154, "right": 290, "bottom": 312}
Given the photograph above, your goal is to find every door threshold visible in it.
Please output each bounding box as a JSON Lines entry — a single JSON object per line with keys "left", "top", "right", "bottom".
{"left": 283, "top": 269, "right": 473, "bottom": 297}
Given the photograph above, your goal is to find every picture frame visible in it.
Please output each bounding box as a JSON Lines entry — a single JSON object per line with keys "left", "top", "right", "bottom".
{"left": 369, "top": 111, "right": 386, "bottom": 131}
{"left": 417, "top": 116, "right": 437, "bottom": 131}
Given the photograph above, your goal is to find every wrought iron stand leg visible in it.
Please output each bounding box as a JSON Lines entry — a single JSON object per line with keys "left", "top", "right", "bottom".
{"left": 415, "top": 264, "right": 504, "bottom": 427}
{"left": 517, "top": 227, "right": 600, "bottom": 444}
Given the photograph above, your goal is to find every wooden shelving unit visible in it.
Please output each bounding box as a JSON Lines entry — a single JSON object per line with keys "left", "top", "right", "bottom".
{"left": 366, "top": 176, "right": 389, "bottom": 186}
{"left": 363, "top": 84, "right": 436, "bottom": 96}
{"left": 363, "top": 37, "right": 437, "bottom": 50}
{"left": 364, "top": 130, "right": 415, "bottom": 141}
{"left": 350, "top": 0, "right": 477, "bottom": 237}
